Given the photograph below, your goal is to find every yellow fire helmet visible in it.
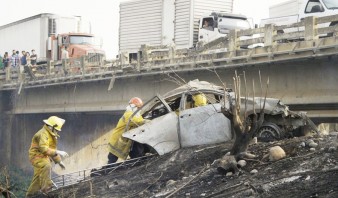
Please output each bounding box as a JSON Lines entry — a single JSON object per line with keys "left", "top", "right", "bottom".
{"left": 43, "top": 116, "right": 66, "bottom": 131}
{"left": 192, "top": 93, "right": 207, "bottom": 107}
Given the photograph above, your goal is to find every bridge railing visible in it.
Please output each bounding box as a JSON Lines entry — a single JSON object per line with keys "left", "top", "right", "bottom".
{"left": 135, "top": 14, "right": 338, "bottom": 66}
{"left": 0, "top": 55, "right": 110, "bottom": 82}
{"left": 1, "top": 14, "right": 338, "bottom": 89}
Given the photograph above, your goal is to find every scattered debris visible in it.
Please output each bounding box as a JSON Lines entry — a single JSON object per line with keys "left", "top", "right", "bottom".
{"left": 48, "top": 133, "right": 338, "bottom": 197}
{"left": 250, "top": 169, "right": 258, "bottom": 174}
{"left": 237, "top": 160, "right": 247, "bottom": 168}
{"left": 328, "top": 147, "right": 337, "bottom": 152}
{"left": 213, "top": 155, "right": 238, "bottom": 175}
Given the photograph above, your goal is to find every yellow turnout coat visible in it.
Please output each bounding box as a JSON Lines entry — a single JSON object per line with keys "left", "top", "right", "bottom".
{"left": 108, "top": 110, "right": 144, "bottom": 159}
{"left": 26, "top": 125, "right": 62, "bottom": 196}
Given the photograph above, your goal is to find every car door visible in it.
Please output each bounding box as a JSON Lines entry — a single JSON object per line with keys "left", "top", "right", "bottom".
{"left": 123, "top": 95, "right": 180, "bottom": 155}
{"left": 178, "top": 91, "right": 232, "bottom": 147}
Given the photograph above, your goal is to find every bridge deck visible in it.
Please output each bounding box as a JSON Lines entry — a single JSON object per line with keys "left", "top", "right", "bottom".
{"left": 1, "top": 15, "right": 338, "bottom": 90}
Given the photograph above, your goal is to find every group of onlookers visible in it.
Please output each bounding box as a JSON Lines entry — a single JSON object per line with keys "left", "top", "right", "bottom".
{"left": 0, "top": 49, "right": 37, "bottom": 71}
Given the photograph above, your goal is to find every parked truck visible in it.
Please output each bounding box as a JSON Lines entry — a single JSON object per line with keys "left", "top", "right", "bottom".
{"left": 0, "top": 13, "right": 105, "bottom": 63}
{"left": 260, "top": 0, "right": 338, "bottom": 34}
{"left": 197, "top": 12, "right": 254, "bottom": 48}
{"left": 119, "top": 0, "right": 253, "bottom": 62}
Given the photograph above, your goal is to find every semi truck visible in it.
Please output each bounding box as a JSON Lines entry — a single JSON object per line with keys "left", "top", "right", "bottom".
{"left": 119, "top": 0, "right": 255, "bottom": 63}
{"left": 260, "top": 0, "right": 338, "bottom": 33}
{"left": 0, "top": 13, "right": 105, "bottom": 63}
{"left": 197, "top": 12, "right": 253, "bottom": 48}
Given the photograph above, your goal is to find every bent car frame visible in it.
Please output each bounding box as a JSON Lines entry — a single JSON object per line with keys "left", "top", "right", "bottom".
{"left": 123, "top": 80, "right": 318, "bottom": 155}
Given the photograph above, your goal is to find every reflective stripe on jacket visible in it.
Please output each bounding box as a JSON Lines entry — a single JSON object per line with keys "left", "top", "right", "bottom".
{"left": 29, "top": 125, "right": 61, "bottom": 164}
{"left": 108, "top": 110, "right": 144, "bottom": 159}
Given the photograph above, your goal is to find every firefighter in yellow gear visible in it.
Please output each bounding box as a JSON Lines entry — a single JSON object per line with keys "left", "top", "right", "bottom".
{"left": 108, "top": 97, "right": 146, "bottom": 163}
{"left": 26, "top": 116, "right": 69, "bottom": 197}
{"left": 192, "top": 93, "right": 207, "bottom": 107}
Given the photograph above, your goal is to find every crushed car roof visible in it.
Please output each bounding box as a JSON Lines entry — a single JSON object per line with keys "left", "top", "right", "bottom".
{"left": 163, "top": 79, "right": 225, "bottom": 98}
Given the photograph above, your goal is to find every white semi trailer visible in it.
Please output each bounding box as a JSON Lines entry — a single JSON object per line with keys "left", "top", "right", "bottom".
{"left": 119, "top": 0, "right": 235, "bottom": 61}
{"left": 0, "top": 13, "right": 104, "bottom": 62}
{"left": 269, "top": 0, "right": 303, "bottom": 18}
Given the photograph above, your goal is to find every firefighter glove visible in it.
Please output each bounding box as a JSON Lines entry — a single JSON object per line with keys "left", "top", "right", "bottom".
{"left": 56, "top": 150, "right": 69, "bottom": 158}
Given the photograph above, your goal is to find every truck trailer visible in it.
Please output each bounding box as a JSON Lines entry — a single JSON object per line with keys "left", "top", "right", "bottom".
{"left": 119, "top": 0, "right": 234, "bottom": 60}
{"left": 0, "top": 13, "right": 105, "bottom": 63}
{"left": 269, "top": 0, "right": 303, "bottom": 18}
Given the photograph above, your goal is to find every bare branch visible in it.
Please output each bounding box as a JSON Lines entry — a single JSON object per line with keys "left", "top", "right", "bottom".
{"left": 259, "top": 70, "right": 263, "bottom": 110}
{"left": 233, "top": 77, "right": 237, "bottom": 105}
{"left": 259, "top": 76, "right": 270, "bottom": 124}
{"left": 237, "top": 74, "right": 241, "bottom": 111}
{"left": 253, "top": 79, "right": 255, "bottom": 115}
{"left": 169, "top": 68, "right": 187, "bottom": 85}
{"left": 261, "top": 76, "right": 269, "bottom": 113}
{"left": 213, "top": 67, "right": 226, "bottom": 88}
{"left": 243, "top": 71, "right": 248, "bottom": 125}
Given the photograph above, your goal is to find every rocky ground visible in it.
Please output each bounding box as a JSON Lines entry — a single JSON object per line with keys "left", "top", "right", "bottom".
{"left": 46, "top": 132, "right": 338, "bottom": 198}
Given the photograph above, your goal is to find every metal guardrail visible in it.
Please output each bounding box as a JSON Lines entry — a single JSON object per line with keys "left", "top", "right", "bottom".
{"left": 51, "top": 154, "right": 155, "bottom": 189}
{"left": 1, "top": 15, "right": 338, "bottom": 90}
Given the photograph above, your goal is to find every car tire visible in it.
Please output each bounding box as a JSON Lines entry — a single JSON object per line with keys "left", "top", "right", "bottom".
{"left": 257, "top": 122, "right": 282, "bottom": 142}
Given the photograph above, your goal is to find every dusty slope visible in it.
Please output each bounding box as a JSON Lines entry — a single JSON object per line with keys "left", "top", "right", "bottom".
{"left": 47, "top": 133, "right": 338, "bottom": 198}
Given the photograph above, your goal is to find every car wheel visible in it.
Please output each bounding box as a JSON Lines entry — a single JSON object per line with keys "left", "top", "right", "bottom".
{"left": 257, "top": 123, "right": 282, "bottom": 142}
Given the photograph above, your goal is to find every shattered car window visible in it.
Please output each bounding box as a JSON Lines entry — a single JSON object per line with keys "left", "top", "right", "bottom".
{"left": 136, "top": 96, "right": 173, "bottom": 120}
{"left": 182, "top": 91, "right": 224, "bottom": 110}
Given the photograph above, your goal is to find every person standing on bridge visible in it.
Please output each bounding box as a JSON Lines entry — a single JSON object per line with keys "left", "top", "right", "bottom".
{"left": 107, "top": 97, "right": 147, "bottom": 164}
{"left": 26, "top": 116, "right": 69, "bottom": 197}
{"left": 30, "top": 49, "right": 37, "bottom": 66}
{"left": 61, "top": 46, "right": 69, "bottom": 60}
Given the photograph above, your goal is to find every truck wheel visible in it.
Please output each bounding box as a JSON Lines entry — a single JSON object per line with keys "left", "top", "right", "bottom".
{"left": 257, "top": 123, "right": 282, "bottom": 142}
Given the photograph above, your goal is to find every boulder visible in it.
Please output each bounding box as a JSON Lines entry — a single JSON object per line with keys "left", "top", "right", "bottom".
{"left": 269, "top": 146, "right": 286, "bottom": 161}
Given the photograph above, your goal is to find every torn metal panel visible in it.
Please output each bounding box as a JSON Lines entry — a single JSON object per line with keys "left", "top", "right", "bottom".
{"left": 179, "top": 103, "right": 232, "bottom": 147}
{"left": 123, "top": 112, "right": 180, "bottom": 155}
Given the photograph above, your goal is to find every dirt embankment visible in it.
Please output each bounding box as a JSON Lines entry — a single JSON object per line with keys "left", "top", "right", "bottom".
{"left": 48, "top": 132, "right": 338, "bottom": 198}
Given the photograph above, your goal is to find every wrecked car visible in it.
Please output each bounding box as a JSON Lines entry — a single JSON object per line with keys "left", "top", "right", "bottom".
{"left": 123, "top": 80, "right": 317, "bottom": 155}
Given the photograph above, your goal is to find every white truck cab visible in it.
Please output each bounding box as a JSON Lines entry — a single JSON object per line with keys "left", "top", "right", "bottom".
{"left": 261, "top": 0, "right": 338, "bottom": 31}
{"left": 198, "top": 12, "right": 252, "bottom": 46}
{"left": 300, "top": 0, "right": 338, "bottom": 20}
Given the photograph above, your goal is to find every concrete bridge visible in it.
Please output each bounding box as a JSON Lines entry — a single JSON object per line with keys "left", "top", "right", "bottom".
{"left": 1, "top": 15, "right": 338, "bottom": 172}
{"left": 1, "top": 55, "right": 338, "bottom": 120}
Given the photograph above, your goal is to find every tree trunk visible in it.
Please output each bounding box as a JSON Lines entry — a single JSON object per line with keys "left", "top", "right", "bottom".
{"left": 230, "top": 130, "right": 252, "bottom": 156}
